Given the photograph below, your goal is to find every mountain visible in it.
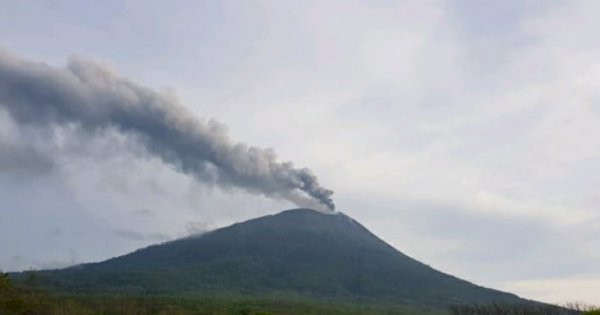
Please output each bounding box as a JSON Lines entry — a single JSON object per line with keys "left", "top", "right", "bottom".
{"left": 24, "top": 208, "right": 526, "bottom": 306}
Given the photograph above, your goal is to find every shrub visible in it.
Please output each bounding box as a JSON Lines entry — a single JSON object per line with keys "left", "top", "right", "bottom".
{"left": 449, "top": 302, "right": 577, "bottom": 315}
{"left": 566, "top": 302, "right": 600, "bottom": 315}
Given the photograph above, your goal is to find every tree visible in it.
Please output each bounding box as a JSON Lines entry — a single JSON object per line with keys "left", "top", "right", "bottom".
{"left": 0, "top": 272, "right": 11, "bottom": 292}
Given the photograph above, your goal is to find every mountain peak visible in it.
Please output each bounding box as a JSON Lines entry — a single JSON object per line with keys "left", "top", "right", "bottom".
{"left": 266, "top": 207, "right": 359, "bottom": 224}
{"left": 271, "top": 207, "right": 342, "bottom": 219}
{"left": 270, "top": 207, "right": 334, "bottom": 218}
{"left": 277, "top": 207, "right": 325, "bottom": 214}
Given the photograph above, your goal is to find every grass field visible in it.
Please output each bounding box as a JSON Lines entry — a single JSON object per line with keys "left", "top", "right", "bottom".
{"left": 3, "top": 273, "right": 598, "bottom": 315}
{"left": 1, "top": 274, "right": 444, "bottom": 315}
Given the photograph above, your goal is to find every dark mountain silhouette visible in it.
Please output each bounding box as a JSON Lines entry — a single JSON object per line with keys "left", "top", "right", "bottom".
{"left": 27, "top": 208, "right": 526, "bottom": 306}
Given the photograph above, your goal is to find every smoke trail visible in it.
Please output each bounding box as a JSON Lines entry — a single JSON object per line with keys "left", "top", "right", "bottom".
{"left": 0, "top": 50, "right": 335, "bottom": 211}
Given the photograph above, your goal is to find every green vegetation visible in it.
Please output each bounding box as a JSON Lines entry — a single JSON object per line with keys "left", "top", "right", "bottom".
{"left": 1, "top": 272, "right": 50, "bottom": 315}
{"left": 448, "top": 302, "right": 600, "bottom": 315}
{"left": 566, "top": 302, "right": 600, "bottom": 315}
{"left": 449, "top": 303, "right": 571, "bottom": 315}
{"left": 4, "top": 271, "right": 597, "bottom": 315}
{"left": 1, "top": 273, "right": 444, "bottom": 315}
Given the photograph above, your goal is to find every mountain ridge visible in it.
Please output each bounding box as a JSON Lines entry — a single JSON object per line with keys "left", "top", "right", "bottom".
{"left": 18, "top": 208, "right": 528, "bottom": 307}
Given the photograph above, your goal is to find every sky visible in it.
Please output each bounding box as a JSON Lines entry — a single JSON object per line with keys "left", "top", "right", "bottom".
{"left": 0, "top": 0, "right": 599, "bottom": 305}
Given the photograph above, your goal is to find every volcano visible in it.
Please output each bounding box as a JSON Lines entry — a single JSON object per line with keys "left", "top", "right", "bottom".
{"left": 27, "top": 208, "right": 526, "bottom": 306}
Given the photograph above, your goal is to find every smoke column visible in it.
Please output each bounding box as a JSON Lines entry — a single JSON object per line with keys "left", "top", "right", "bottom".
{"left": 0, "top": 50, "right": 335, "bottom": 211}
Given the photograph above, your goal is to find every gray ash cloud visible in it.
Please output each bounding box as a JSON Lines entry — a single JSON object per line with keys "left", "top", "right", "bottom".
{"left": 0, "top": 50, "right": 334, "bottom": 211}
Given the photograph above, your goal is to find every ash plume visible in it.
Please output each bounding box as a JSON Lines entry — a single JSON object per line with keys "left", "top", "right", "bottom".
{"left": 0, "top": 50, "right": 335, "bottom": 211}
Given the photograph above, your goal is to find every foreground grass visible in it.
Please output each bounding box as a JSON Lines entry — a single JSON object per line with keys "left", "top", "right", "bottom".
{"left": 4, "top": 273, "right": 598, "bottom": 315}
{"left": 8, "top": 294, "right": 443, "bottom": 315}
{"left": 449, "top": 303, "right": 600, "bottom": 315}
{"left": 1, "top": 274, "right": 443, "bottom": 315}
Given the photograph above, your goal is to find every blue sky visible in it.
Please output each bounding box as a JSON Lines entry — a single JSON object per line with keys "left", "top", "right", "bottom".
{"left": 1, "top": 0, "right": 599, "bottom": 304}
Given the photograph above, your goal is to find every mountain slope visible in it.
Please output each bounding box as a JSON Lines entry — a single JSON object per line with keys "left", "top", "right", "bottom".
{"left": 28, "top": 208, "right": 526, "bottom": 306}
